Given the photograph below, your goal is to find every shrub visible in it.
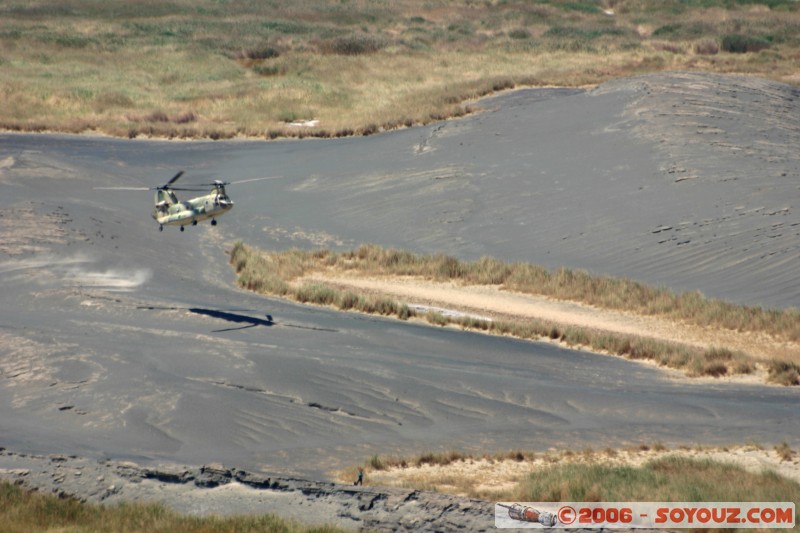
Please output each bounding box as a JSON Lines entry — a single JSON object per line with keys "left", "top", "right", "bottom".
{"left": 427, "top": 312, "right": 448, "bottom": 326}
{"left": 295, "top": 283, "right": 337, "bottom": 305}
{"left": 397, "top": 304, "right": 413, "bottom": 320}
{"left": 360, "top": 123, "right": 379, "bottom": 136}
{"left": 653, "top": 23, "right": 682, "bottom": 37}
{"left": 557, "top": 2, "right": 601, "bottom": 14}
{"left": 252, "top": 63, "right": 285, "bottom": 76}
{"left": 721, "top": 34, "right": 771, "bottom": 53}
{"left": 435, "top": 255, "right": 463, "bottom": 279}
{"left": 145, "top": 110, "right": 169, "bottom": 123}
{"left": 369, "top": 454, "right": 384, "bottom": 470}
{"left": 372, "top": 298, "right": 399, "bottom": 315}
{"left": 323, "top": 34, "right": 387, "bottom": 55}
{"left": 767, "top": 360, "right": 800, "bottom": 386}
{"left": 653, "top": 41, "right": 684, "bottom": 53}
{"left": 241, "top": 45, "right": 280, "bottom": 60}
{"left": 694, "top": 39, "right": 719, "bottom": 55}
{"left": 775, "top": 442, "right": 794, "bottom": 462}
{"left": 337, "top": 291, "right": 361, "bottom": 310}
{"left": 508, "top": 28, "right": 531, "bottom": 40}
{"left": 172, "top": 111, "right": 196, "bottom": 124}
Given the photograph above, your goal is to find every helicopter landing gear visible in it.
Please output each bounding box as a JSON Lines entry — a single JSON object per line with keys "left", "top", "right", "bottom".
{"left": 180, "top": 225, "right": 185, "bottom": 232}
{"left": 211, "top": 219, "right": 217, "bottom": 226}
{"left": 159, "top": 225, "right": 163, "bottom": 232}
{"left": 191, "top": 220, "right": 198, "bottom": 226}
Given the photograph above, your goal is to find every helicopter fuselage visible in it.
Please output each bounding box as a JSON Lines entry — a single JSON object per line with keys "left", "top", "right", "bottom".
{"left": 152, "top": 189, "right": 233, "bottom": 228}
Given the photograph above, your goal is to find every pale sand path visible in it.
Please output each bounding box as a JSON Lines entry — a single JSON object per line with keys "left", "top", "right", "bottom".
{"left": 304, "top": 274, "right": 800, "bottom": 363}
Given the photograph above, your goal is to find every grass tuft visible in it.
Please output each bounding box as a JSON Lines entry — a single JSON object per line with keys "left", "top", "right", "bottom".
{"left": 775, "top": 441, "right": 795, "bottom": 462}
{"left": 767, "top": 360, "right": 800, "bottom": 386}
{"left": 322, "top": 34, "right": 388, "bottom": 55}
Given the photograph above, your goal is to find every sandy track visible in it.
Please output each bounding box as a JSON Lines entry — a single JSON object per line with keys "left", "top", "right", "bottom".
{"left": 304, "top": 274, "right": 800, "bottom": 364}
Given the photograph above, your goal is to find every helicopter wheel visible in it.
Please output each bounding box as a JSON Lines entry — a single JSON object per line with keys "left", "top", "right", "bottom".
{"left": 180, "top": 226, "right": 185, "bottom": 232}
{"left": 211, "top": 219, "right": 217, "bottom": 226}
{"left": 159, "top": 225, "right": 163, "bottom": 232}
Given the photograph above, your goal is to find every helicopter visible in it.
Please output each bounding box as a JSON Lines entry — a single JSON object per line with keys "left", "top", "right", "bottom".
{"left": 96, "top": 171, "right": 271, "bottom": 231}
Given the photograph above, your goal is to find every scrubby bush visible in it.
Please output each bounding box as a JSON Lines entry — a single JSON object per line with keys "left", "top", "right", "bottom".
{"left": 508, "top": 28, "right": 531, "bottom": 39}
{"left": 721, "top": 34, "right": 771, "bottom": 53}
{"left": 694, "top": 39, "right": 719, "bottom": 55}
{"left": 241, "top": 45, "right": 280, "bottom": 60}
{"left": 323, "top": 34, "right": 387, "bottom": 55}
{"left": 767, "top": 360, "right": 800, "bottom": 386}
{"left": 295, "top": 284, "right": 337, "bottom": 305}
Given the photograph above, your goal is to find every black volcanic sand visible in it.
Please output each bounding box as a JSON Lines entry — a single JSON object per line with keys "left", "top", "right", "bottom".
{"left": 1, "top": 72, "right": 798, "bottom": 528}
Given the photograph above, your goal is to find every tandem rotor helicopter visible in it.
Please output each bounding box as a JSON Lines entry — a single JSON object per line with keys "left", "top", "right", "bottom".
{"left": 96, "top": 171, "right": 272, "bottom": 231}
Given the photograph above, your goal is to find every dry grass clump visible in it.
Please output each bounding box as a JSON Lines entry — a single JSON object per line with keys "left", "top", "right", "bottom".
{"left": 362, "top": 449, "right": 536, "bottom": 475}
{"left": 774, "top": 441, "right": 795, "bottom": 462}
{"left": 767, "top": 360, "right": 800, "bottom": 386}
{"left": 228, "top": 243, "right": 788, "bottom": 382}
{"left": 364, "top": 452, "right": 437, "bottom": 473}
{"left": 694, "top": 38, "right": 720, "bottom": 55}
{"left": 1, "top": 0, "right": 799, "bottom": 139}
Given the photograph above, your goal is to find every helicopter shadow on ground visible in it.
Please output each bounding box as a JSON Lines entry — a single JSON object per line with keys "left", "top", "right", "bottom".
{"left": 188, "top": 308, "right": 274, "bottom": 332}
{"left": 137, "top": 305, "right": 338, "bottom": 333}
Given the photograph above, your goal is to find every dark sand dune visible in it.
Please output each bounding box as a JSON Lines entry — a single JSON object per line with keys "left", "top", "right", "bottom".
{"left": 1, "top": 73, "right": 798, "bottom": 526}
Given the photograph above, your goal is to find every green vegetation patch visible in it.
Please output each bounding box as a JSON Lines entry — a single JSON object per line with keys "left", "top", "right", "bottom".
{"left": 515, "top": 455, "right": 800, "bottom": 503}
{"left": 0, "top": 481, "right": 345, "bottom": 533}
{"left": 353, "top": 447, "right": 800, "bottom": 509}
{"left": 721, "top": 33, "right": 773, "bottom": 53}
{"left": 1, "top": 0, "right": 799, "bottom": 139}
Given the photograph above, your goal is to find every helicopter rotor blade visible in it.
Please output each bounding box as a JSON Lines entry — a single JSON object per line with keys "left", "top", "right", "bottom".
{"left": 93, "top": 186, "right": 151, "bottom": 191}
{"left": 229, "top": 176, "right": 281, "bottom": 185}
{"left": 94, "top": 173, "right": 277, "bottom": 193}
{"left": 165, "top": 170, "right": 185, "bottom": 187}
{"left": 194, "top": 176, "right": 281, "bottom": 187}
{"left": 166, "top": 186, "right": 209, "bottom": 192}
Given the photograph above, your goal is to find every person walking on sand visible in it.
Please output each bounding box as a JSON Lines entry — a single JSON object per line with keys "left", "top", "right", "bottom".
{"left": 354, "top": 468, "right": 363, "bottom": 486}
